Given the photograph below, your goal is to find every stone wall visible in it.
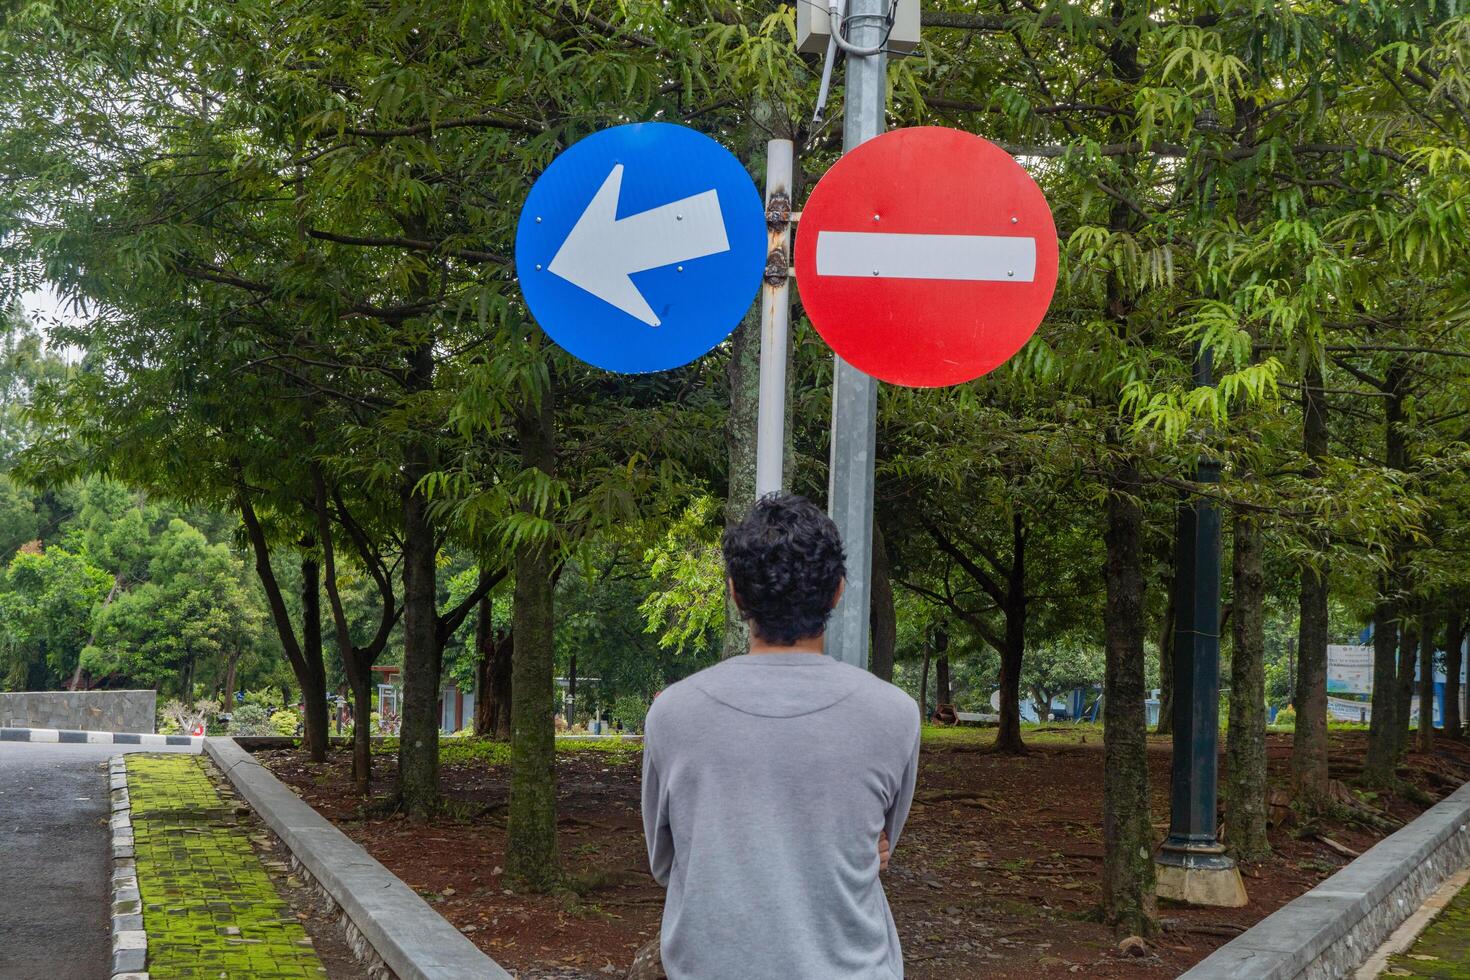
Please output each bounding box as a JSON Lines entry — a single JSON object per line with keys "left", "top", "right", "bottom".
{"left": 0, "top": 690, "right": 156, "bottom": 733}
{"left": 1180, "top": 780, "right": 1470, "bottom": 980}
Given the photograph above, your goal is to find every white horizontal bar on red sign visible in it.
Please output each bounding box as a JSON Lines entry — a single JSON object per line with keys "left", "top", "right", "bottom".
{"left": 815, "top": 231, "right": 1037, "bottom": 282}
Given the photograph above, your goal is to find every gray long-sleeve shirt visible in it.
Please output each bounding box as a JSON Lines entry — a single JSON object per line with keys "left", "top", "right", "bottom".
{"left": 641, "top": 652, "right": 921, "bottom": 979}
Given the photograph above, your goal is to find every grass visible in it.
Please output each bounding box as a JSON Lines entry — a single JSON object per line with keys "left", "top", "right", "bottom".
{"left": 358, "top": 715, "right": 1372, "bottom": 771}
{"left": 126, "top": 755, "right": 325, "bottom": 978}
{"left": 919, "top": 722, "right": 1108, "bottom": 748}
{"left": 371, "top": 734, "right": 644, "bottom": 768}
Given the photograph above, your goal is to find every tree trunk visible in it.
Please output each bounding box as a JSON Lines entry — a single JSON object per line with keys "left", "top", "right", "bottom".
{"left": 1293, "top": 563, "right": 1330, "bottom": 807}
{"left": 1445, "top": 610, "right": 1463, "bottom": 741}
{"left": 1367, "top": 361, "right": 1410, "bottom": 782}
{"left": 993, "top": 515, "right": 1028, "bottom": 753}
{"left": 1293, "top": 358, "right": 1330, "bottom": 808}
{"left": 936, "top": 652, "right": 951, "bottom": 709}
{"left": 1365, "top": 602, "right": 1401, "bottom": 785}
{"left": 182, "top": 652, "right": 195, "bottom": 702}
{"left": 397, "top": 442, "right": 442, "bottom": 817}
{"left": 349, "top": 668, "right": 371, "bottom": 795}
{"left": 506, "top": 384, "right": 560, "bottom": 891}
{"left": 919, "top": 640, "right": 931, "bottom": 719}
{"left": 491, "top": 631, "right": 513, "bottom": 739}
{"left": 1101, "top": 456, "right": 1158, "bottom": 936}
{"left": 1395, "top": 615, "right": 1418, "bottom": 762}
{"left": 220, "top": 646, "right": 242, "bottom": 713}
{"left": 1418, "top": 613, "right": 1436, "bottom": 753}
{"left": 869, "top": 521, "right": 897, "bottom": 682}
{"left": 474, "top": 598, "right": 513, "bottom": 739}
{"left": 474, "top": 595, "right": 494, "bottom": 736}
{"left": 299, "top": 552, "right": 329, "bottom": 762}
{"left": 1227, "top": 512, "right": 1269, "bottom": 861}
{"left": 567, "top": 653, "right": 578, "bottom": 725}
{"left": 722, "top": 309, "right": 759, "bottom": 660}
{"left": 1155, "top": 568, "right": 1176, "bottom": 736}
{"left": 236, "top": 487, "right": 333, "bottom": 765}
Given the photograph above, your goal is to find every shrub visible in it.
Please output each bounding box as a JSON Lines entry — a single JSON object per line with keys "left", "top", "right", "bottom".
{"left": 243, "top": 689, "right": 285, "bottom": 711}
{"left": 228, "top": 702, "right": 280, "bottom": 736}
{"left": 611, "top": 695, "right": 650, "bottom": 734}
{"left": 270, "top": 710, "right": 299, "bottom": 736}
{"left": 160, "top": 698, "right": 216, "bottom": 735}
{"left": 1274, "top": 706, "right": 1297, "bottom": 729}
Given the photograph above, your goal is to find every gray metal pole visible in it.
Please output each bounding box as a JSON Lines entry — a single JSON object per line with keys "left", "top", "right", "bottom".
{"left": 824, "top": 0, "right": 888, "bottom": 668}
{"left": 755, "top": 139, "right": 794, "bottom": 498}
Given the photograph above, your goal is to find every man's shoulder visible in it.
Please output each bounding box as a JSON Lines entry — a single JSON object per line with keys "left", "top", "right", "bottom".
{"left": 646, "top": 661, "right": 729, "bottom": 726}
{"left": 828, "top": 660, "right": 922, "bottom": 727}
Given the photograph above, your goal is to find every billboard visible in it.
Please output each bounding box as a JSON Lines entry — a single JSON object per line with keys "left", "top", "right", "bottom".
{"left": 1327, "top": 644, "right": 1375, "bottom": 695}
{"left": 1327, "top": 695, "right": 1371, "bottom": 723}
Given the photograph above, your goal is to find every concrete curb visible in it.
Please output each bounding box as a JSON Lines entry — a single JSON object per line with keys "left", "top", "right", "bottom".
{"left": 204, "top": 737, "right": 512, "bottom": 980}
{"left": 1180, "top": 780, "right": 1470, "bottom": 980}
{"left": 108, "top": 755, "right": 149, "bottom": 979}
{"left": 0, "top": 727, "right": 201, "bottom": 751}
{"left": 228, "top": 733, "right": 642, "bottom": 750}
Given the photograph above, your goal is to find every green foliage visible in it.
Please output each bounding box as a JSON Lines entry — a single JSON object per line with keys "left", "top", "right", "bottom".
{"left": 89, "top": 519, "right": 262, "bottom": 695}
{"left": 1274, "top": 706, "right": 1298, "bottom": 730}
{"left": 225, "top": 703, "right": 278, "bottom": 737}
{"left": 269, "top": 710, "right": 299, "bottom": 737}
{"left": 0, "top": 543, "right": 109, "bottom": 687}
{"left": 639, "top": 496, "right": 725, "bottom": 654}
{"left": 611, "top": 694, "right": 650, "bottom": 734}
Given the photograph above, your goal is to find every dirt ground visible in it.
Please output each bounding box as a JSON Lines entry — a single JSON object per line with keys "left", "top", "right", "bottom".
{"left": 256, "top": 729, "right": 1470, "bottom": 979}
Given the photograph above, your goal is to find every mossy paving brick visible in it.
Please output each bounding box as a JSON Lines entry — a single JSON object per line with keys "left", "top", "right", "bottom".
{"left": 126, "top": 755, "right": 326, "bottom": 978}
{"left": 1389, "top": 881, "right": 1470, "bottom": 978}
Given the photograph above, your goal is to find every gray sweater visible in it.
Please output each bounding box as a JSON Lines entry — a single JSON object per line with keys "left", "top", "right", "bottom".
{"left": 641, "top": 652, "right": 921, "bottom": 979}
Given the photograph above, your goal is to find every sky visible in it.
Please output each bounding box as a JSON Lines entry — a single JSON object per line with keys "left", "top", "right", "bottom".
{"left": 20, "top": 283, "right": 78, "bottom": 326}
{"left": 18, "top": 284, "right": 85, "bottom": 362}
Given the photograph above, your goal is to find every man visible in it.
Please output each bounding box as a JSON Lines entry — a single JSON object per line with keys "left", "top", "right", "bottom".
{"left": 642, "top": 493, "right": 921, "bottom": 979}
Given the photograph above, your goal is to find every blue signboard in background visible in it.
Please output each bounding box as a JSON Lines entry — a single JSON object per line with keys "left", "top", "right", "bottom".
{"left": 516, "top": 122, "right": 767, "bottom": 373}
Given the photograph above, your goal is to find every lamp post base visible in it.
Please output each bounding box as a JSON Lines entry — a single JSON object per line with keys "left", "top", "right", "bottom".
{"left": 1155, "top": 840, "right": 1248, "bottom": 907}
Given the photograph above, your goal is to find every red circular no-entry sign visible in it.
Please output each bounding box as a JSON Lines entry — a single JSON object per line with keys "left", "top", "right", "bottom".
{"left": 794, "top": 127, "right": 1059, "bottom": 388}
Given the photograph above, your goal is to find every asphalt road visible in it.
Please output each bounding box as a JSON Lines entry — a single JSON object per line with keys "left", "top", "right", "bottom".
{"left": 0, "top": 740, "right": 195, "bottom": 980}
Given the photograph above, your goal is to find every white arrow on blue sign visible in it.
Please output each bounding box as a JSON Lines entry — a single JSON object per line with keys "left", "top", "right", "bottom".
{"left": 516, "top": 122, "right": 767, "bottom": 374}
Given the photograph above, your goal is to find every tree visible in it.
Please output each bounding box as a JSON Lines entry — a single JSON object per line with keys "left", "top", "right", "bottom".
{"left": 1227, "top": 512, "right": 1270, "bottom": 860}
{"left": 0, "top": 544, "right": 109, "bottom": 689}
{"left": 90, "top": 519, "right": 261, "bottom": 698}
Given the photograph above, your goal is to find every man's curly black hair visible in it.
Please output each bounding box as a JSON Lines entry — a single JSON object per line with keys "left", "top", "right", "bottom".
{"left": 722, "top": 493, "right": 847, "bottom": 646}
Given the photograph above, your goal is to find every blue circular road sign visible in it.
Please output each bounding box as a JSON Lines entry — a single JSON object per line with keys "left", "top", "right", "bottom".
{"left": 516, "top": 122, "right": 767, "bottom": 374}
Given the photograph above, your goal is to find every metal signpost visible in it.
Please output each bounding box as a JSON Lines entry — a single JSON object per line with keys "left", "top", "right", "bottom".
{"left": 822, "top": 0, "right": 889, "bottom": 668}
{"left": 515, "top": 122, "right": 767, "bottom": 373}
{"left": 755, "top": 139, "right": 795, "bottom": 498}
{"left": 798, "top": 26, "right": 1059, "bottom": 665}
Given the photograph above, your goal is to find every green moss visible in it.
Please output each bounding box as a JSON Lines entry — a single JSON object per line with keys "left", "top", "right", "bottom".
{"left": 1388, "top": 882, "right": 1470, "bottom": 978}
{"left": 126, "top": 755, "right": 326, "bottom": 978}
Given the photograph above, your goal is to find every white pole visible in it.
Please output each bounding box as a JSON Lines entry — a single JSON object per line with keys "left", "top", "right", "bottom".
{"left": 755, "top": 139, "right": 795, "bottom": 498}
{"left": 824, "top": 0, "right": 888, "bottom": 668}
